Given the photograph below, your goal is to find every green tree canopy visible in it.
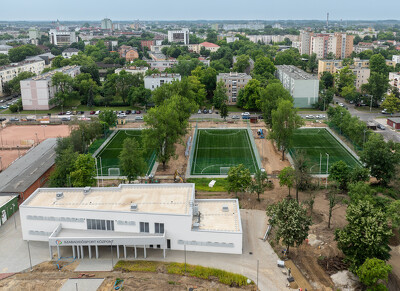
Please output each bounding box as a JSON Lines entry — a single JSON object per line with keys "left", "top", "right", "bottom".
{"left": 119, "top": 138, "right": 147, "bottom": 183}
{"left": 237, "top": 79, "right": 262, "bottom": 110}
{"left": 329, "top": 161, "right": 351, "bottom": 191}
{"left": 357, "top": 258, "right": 392, "bottom": 291}
{"left": 98, "top": 109, "right": 117, "bottom": 128}
{"left": 70, "top": 154, "right": 96, "bottom": 187}
{"left": 233, "top": 54, "right": 250, "bottom": 73}
{"left": 227, "top": 164, "right": 252, "bottom": 196}
{"left": 213, "top": 80, "right": 228, "bottom": 109}
{"left": 278, "top": 166, "right": 295, "bottom": 197}
{"left": 260, "top": 82, "right": 293, "bottom": 126}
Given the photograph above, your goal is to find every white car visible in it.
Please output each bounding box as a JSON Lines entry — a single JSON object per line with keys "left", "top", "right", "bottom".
{"left": 66, "top": 111, "right": 71, "bottom": 115}
{"left": 339, "top": 103, "right": 344, "bottom": 107}
{"left": 241, "top": 112, "right": 250, "bottom": 116}
{"left": 197, "top": 109, "right": 202, "bottom": 114}
{"left": 118, "top": 113, "right": 126, "bottom": 118}
{"left": 135, "top": 116, "right": 143, "bottom": 120}
{"left": 95, "top": 110, "right": 100, "bottom": 115}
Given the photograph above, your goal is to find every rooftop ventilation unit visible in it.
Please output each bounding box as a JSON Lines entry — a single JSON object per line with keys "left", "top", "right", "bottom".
{"left": 56, "top": 192, "right": 64, "bottom": 200}
{"left": 83, "top": 186, "right": 91, "bottom": 194}
{"left": 130, "top": 203, "right": 138, "bottom": 211}
{"left": 222, "top": 205, "right": 229, "bottom": 212}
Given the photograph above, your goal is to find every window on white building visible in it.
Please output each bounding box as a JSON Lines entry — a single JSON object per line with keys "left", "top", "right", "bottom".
{"left": 87, "top": 219, "right": 114, "bottom": 231}
{"left": 155, "top": 223, "right": 164, "bottom": 234}
{"left": 140, "top": 222, "right": 149, "bottom": 233}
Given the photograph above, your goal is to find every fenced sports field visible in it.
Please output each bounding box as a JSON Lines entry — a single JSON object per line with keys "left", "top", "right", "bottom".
{"left": 94, "top": 129, "right": 157, "bottom": 177}
{"left": 189, "top": 128, "right": 260, "bottom": 176}
{"left": 288, "top": 128, "right": 361, "bottom": 175}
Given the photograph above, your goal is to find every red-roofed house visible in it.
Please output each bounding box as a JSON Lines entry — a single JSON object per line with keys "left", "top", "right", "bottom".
{"left": 188, "top": 42, "right": 220, "bottom": 54}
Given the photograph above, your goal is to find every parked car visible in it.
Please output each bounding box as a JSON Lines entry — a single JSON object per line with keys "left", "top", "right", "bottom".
{"left": 90, "top": 111, "right": 95, "bottom": 115}
{"left": 381, "top": 109, "right": 388, "bottom": 114}
{"left": 339, "top": 103, "right": 344, "bottom": 107}
{"left": 231, "top": 115, "right": 240, "bottom": 119}
{"left": 135, "top": 116, "right": 143, "bottom": 120}
{"left": 258, "top": 115, "right": 264, "bottom": 119}
{"left": 0, "top": 117, "right": 6, "bottom": 122}
{"left": 208, "top": 109, "right": 213, "bottom": 114}
{"left": 377, "top": 124, "right": 386, "bottom": 130}
{"left": 77, "top": 111, "right": 85, "bottom": 114}
{"left": 198, "top": 109, "right": 202, "bottom": 114}
{"left": 66, "top": 111, "right": 72, "bottom": 115}
{"left": 95, "top": 110, "right": 100, "bottom": 115}
{"left": 135, "top": 110, "right": 141, "bottom": 114}
{"left": 9, "top": 117, "right": 19, "bottom": 121}
{"left": 118, "top": 113, "right": 126, "bottom": 118}
{"left": 242, "top": 115, "right": 250, "bottom": 120}
{"left": 125, "top": 110, "right": 132, "bottom": 114}
{"left": 58, "top": 112, "right": 66, "bottom": 115}
{"left": 241, "top": 112, "right": 250, "bottom": 116}
{"left": 203, "top": 109, "right": 208, "bottom": 114}
{"left": 0, "top": 99, "right": 4, "bottom": 103}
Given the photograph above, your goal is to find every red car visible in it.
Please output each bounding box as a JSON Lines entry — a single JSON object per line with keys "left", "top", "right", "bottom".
{"left": 58, "top": 112, "right": 66, "bottom": 115}
{"left": 135, "top": 110, "right": 141, "bottom": 114}
{"left": 90, "top": 111, "right": 95, "bottom": 115}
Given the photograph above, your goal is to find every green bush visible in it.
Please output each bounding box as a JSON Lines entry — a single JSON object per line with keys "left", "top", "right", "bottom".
{"left": 114, "top": 260, "right": 158, "bottom": 272}
{"left": 186, "top": 178, "right": 228, "bottom": 192}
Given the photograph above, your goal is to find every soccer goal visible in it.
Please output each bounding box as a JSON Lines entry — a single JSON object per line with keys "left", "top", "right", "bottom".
{"left": 108, "top": 168, "right": 121, "bottom": 176}
{"left": 220, "top": 167, "right": 230, "bottom": 175}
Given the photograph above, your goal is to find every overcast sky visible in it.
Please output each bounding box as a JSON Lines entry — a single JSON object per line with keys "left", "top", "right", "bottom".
{"left": 0, "top": 0, "right": 398, "bottom": 21}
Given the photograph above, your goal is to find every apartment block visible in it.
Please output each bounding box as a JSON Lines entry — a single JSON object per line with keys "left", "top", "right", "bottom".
{"left": 168, "top": 29, "right": 189, "bottom": 45}
{"left": 334, "top": 33, "right": 354, "bottom": 59}
{"left": 115, "top": 66, "right": 148, "bottom": 76}
{"left": 20, "top": 65, "right": 80, "bottom": 110}
{"left": 389, "top": 72, "right": 400, "bottom": 90}
{"left": 101, "top": 18, "right": 113, "bottom": 30}
{"left": 0, "top": 60, "right": 45, "bottom": 96}
{"left": 216, "top": 72, "right": 252, "bottom": 104}
{"left": 392, "top": 55, "right": 400, "bottom": 64}
{"left": 144, "top": 73, "right": 181, "bottom": 91}
{"left": 49, "top": 29, "right": 78, "bottom": 46}
{"left": 275, "top": 65, "right": 319, "bottom": 108}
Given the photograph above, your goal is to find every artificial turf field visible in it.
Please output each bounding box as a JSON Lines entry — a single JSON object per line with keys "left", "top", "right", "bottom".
{"left": 190, "top": 129, "right": 259, "bottom": 175}
{"left": 95, "top": 130, "right": 157, "bottom": 176}
{"left": 289, "top": 128, "right": 361, "bottom": 174}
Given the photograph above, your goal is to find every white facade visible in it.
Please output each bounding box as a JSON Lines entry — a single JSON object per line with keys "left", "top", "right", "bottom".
{"left": 21, "top": 65, "right": 80, "bottom": 110}
{"left": 168, "top": 29, "right": 189, "bottom": 45}
{"left": 392, "top": 55, "right": 400, "bottom": 64}
{"left": 101, "top": 18, "right": 113, "bottom": 30}
{"left": 0, "top": 44, "right": 13, "bottom": 55}
{"left": 0, "top": 60, "right": 45, "bottom": 96}
{"left": 226, "top": 36, "right": 239, "bottom": 43}
{"left": 144, "top": 73, "right": 181, "bottom": 90}
{"left": 276, "top": 65, "right": 319, "bottom": 108}
{"left": 115, "top": 67, "right": 148, "bottom": 76}
{"left": 62, "top": 48, "right": 79, "bottom": 59}
{"left": 389, "top": 72, "right": 400, "bottom": 90}
{"left": 19, "top": 184, "right": 242, "bottom": 260}
{"left": 28, "top": 27, "right": 40, "bottom": 40}
{"left": 49, "top": 29, "right": 78, "bottom": 46}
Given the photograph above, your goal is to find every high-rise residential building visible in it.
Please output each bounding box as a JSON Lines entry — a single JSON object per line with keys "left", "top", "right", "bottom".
{"left": 167, "top": 29, "right": 189, "bottom": 45}
{"left": 49, "top": 29, "right": 78, "bottom": 46}
{"left": 101, "top": 18, "right": 113, "bottom": 30}
{"left": 275, "top": 65, "right": 319, "bottom": 108}
{"left": 28, "top": 27, "right": 40, "bottom": 40}
{"left": 20, "top": 66, "right": 80, "bottom": 110}
{"left": 310, "top": 34, "right": 336, "bottom": 59}
{"left": 334, "top": 33, "right": 354, "bottom": 59}
{"left": 299, "top": 30, "right": 313, "bottom": 55}
{"left": 216, "top": 72, "right": 252, "bottom": 104}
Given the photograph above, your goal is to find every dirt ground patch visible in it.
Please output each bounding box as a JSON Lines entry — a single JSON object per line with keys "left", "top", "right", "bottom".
{"left": 0, "top": 261, "right": 254, "bottom": 291}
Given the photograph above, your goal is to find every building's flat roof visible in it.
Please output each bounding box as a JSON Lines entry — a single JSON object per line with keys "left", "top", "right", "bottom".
{"left": 0, "top": 138, "right": 57, "bottom": 194}
{"left": 23, "top": 65, "right": 80, "bottom": 82}
{"left": 217, "top": 72, "right": 251, "bottom": 79}
{"left": 388, "top": 117, "right": 400, "bottom": 123}
{"left": 196, "top": 199, "right": 241, "bottom": 233}
{"left": 145, "top": 73, "right": 181, "bottom": 79}
{"left": 0, "top": 195, "right": 17, "bottom": 208}
{"left": 25, "top": 184, "right": 194, "bottom": 215}
{"left": 276, "top": 65, "right": 318, "bottom": 80}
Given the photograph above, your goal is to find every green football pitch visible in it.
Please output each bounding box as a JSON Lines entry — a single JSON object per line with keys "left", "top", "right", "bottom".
{"left": 95, "top": 130, "right": 157, "bottom": 176}
{"left": 190, "top": 129, "right": 259, "bottom": 175}
{"left": 288, "top": 128, "right": 361, "bottom": 174}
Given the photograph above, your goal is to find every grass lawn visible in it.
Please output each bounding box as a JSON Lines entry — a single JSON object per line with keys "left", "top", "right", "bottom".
{"left": 289, "top": 128, "right": 361, "bottom": 174}
{"left": 186, "top": 178, "right": 228, "bottom": 192}
{"left": 190, "top": 129, "right": 258, "bottom": 175}
{"left": 95, "top": 129, "right": 156, "bottom": 176}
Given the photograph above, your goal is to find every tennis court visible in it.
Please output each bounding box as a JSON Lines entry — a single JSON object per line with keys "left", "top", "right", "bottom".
{"left": 95, "top": 129, "right": 157, "bottom": 176}
{"left": 190, "top": 128, "right": 260, "bottom": 175}
{"left": 288, "top": 128, "right": 361, "bottom": 174}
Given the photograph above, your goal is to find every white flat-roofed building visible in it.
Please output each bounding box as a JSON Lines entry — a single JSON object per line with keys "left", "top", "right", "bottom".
{"left": 168, "top": 28, "right": 189, "bottom": 45}
{"left": 19, "top": 184, "right": 242, "bottom": 260}
{"left": 144, "top": 73, "right": 181, "bottom": 90}
{"left": 49, "top": 29, "right": 78, "bottom": 46}
{"left": 393, "top": 55, "right": 400, "bottom": 64}
{"left": 20, "top": 65, "right": 80, "bottom": 110}
{"left": 115, "top": 66, "right": 148, "bottom": 76}
{"left": 276, "top": 65, "right": 319, "bottom": 108}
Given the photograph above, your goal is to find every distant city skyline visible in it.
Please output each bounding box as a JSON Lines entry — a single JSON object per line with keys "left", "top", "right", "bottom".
{"left": 0, "top": 0, "right": 399, "bottom": 21}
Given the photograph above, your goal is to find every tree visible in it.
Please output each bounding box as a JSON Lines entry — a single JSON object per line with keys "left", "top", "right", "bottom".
{"left": 233, "top": 54, "right": 250, "bottom": 73}
{"left": 293, "top": 150, "right": 311, "bottom": 202}
{"left": 51, "top": 72, "right": 76, "bottom": 108}
{"left": 250, "top": 170, "right": 270, "bottom": 201}
{"left": 50, "top": 141, "right": 78, "bottom": 187}
{"left": 335, "top": 66, "right": 356, "bottom": 95}
{"left": 307, "top": 53, "right": 318, "bottom": 73}
{"left": 9, "top": 99, "right": 23, "bottom": 113}
{"left": 70, "top": 154, "right": 96, "bottom": 187}
{"left": 320, "top": 71, "right": 334, "bottom": 89}
{"left": 128, "top": 86, "right": 152, "bottom": 107}
{"left": 278, "top": 166, "right": 295, "bottom": 197}
{"left": 213, "top": 80, "right": 228, "bottom": 109}
{"left": 364, "top": 73, "right": 390, "bottom": 107}
{"left": 220, "top": 103, "right": 228, "bottom": 120}
{"left": 8, "top": 44, "right": 42, "bottom": 62}
{"left": 327, "top": 190, "right": 342, "bottom": 229}
{"left": 119, "top": 138, "right": 147, "bottom": 183}
{"left": 381, "top": 93, "right": 400, "bottom": 114}
{"left": 267, "top": 198, "right": 312, "bottom": 254}
{"left": 387, "top": 200, "right": 400, "bottom": 229}
{"left": 268, "top": 99, "right": 304, "bottom": 161}
{"left": 252, "top": 56, "right": 276, "bottom": 84}
{"left": 335, "top": 200, "right": 392, "bottom": 271}
{"left": 237, "top": 79, "right": 262, "bottom": 110}
{"left": 369, "top": 54, "right": 388, "bottom": 75}
{"left": 357, "top": 258, "right": 392, "bottom": 291}
{"left": 191, "top": 66, "right": 217, "bottom": 98}
{"left": 329, "top": 161, "right": 351, "bottom": 191}
{"left": 206, "top": 30, "right": 218, "bottom": 44}
{"left": 360, "top": 133, "right": 400, "bottom": 185}
{"left": 98, "top": 109, "right": 117, "bottom": 129}
{"left": 274, "top": 48, "right": 301, "bottom": 66}
{"left": 226, "top": 164, "right": 252, "bottom": 196}
{"left": 260, "top": 82, "right": 293, "bottom": 126}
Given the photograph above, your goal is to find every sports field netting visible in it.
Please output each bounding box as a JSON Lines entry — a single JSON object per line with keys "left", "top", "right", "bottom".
{"left": 190, "top": 129, "right": 259, "bottom": 175}
{"left": 288, "top": 128, "right": 361, "bottom": 175}
{"left": 95, "top": 130, "right": 157, "bottom": 176}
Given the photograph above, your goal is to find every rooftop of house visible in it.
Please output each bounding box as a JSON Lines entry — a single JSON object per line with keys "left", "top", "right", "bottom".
{"left": 24, "top": 184, "right": 194, "bottom": 215}
{"left": 22, "top": 65, "right": 80, "bottom": 82}
{"left": 276, "top": 65, "right": 318, "bottom": 80}
{"left": 217, "top": 72, "right": 252, "bottom": 79}
{"left": 63, "top": 48, "right": 79, "bottom": 53}
{"left": 200, "top": 42, "right": 220, "bottom": 48}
